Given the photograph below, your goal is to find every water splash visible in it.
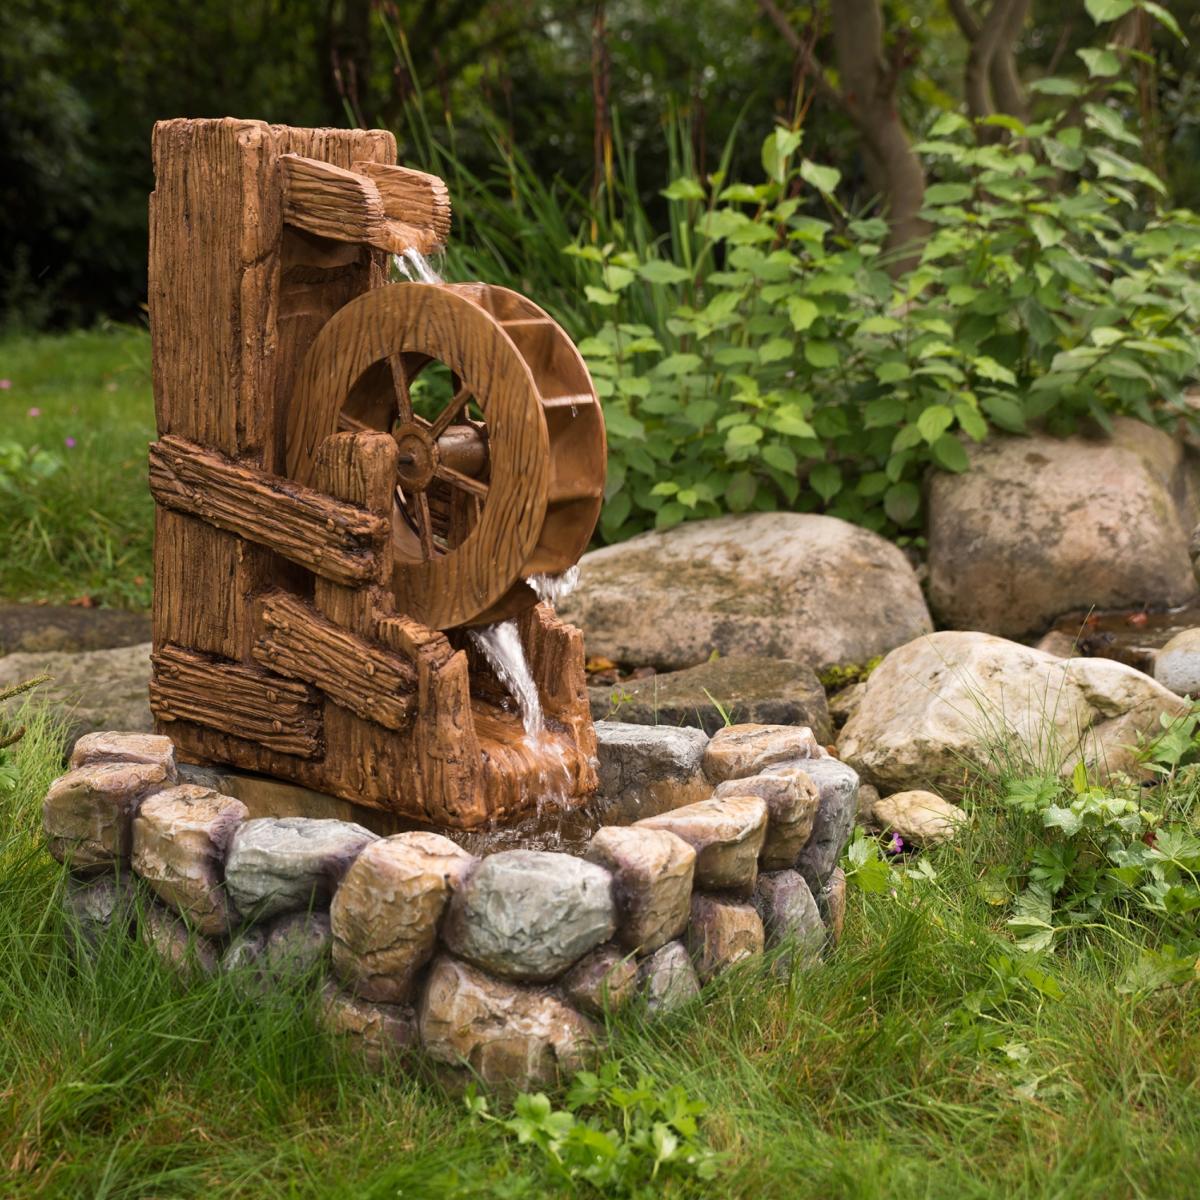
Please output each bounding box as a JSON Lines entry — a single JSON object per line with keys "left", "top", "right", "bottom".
{"left": 392, "top": 247, "right": 443, "bottom": 285}
{"left": 469, "top": 619, "right": 544, "bottom": 741}
{"left": 525, "top": 566, "right": 580, "bottom": 610}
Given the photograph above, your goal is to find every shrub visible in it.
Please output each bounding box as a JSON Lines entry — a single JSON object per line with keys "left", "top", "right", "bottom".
{"left": 573, "top": 85, "right": 1200, "bottom": 543}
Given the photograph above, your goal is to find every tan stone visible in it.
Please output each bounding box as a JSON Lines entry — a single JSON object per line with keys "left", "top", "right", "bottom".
{"left": 871, "top": 790, "right": 966, "bottom": 848}
{"left": 686, "top": 893, "right": 764, "bottom": 982}
{"left": 637, "top": 796, "right": 767, "bottom": 892}
{"left": 702, "top": 723, "right": 825, "bottom": 783}
{"left": 856, "top": 782, "right": 881, "bottom": 822}
{"left": 141, "top": 904, "right": 219, "bottom": 980}
{"left": 712, "top": 767, "right": 819, "bottom": 870}
{"left": 559, "top": 944, "right": 638, "bottom": 1017}
{"left": 586, "top": 825, "right": 695, "bottom": 954}
{"left": 821, "top": 867, "right": 847, "bottom": 945}
{"left": 44, "top": 760, "right": 172, "bottom": 872}
{"left": 418, "top": 957, "right": 597, "bottom": 1091}
{"left": 132, "top": 784, "right": 247, "bottom": 935}
{"left": 320, "top": 982, "right": 418, "bottom": 1069}
{"left": 70, "top": 731, "right": 177, "bottom": 775}
{"left": 331, "top": 832, "right": 475, "bottom": 1003}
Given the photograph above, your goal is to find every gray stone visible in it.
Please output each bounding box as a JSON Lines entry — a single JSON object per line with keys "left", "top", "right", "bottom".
{"left": 131, "top": 784, "right": 247, "bottom": 935}
{"left": 62, "top": 872, "right": 138, "bottom": 959}
{"left": 223, "top": 912, "right": 332, "bottom": 992}
{"left": 870, "top": 789, "right": 966, "bottom": 848}
{"left": 783, "top": 757, "right": 859, "bottom": 894}
{"left": 331, "top": 832, "right": 475, "bottom": 1003}
{"left": 70, "top": 731, "right": 176, "bottom": 774}
{"left": 443, "top": 850, "right": 616, "bottom": 982}
{"left": 418, "top": 956, "right": 596, "bottom": 1091}
{"left": 637, "top": 940, "right": 701, "bottom": 1016}
{"left": 558, "top": 512, "right": 933, "bottom": 673}
{"left": 585, "top": 825, "right": 695, "bottom": 954}
{"left": 637, "top": 796, "right": 768, "bottom": 892}
{"left": 592, "top": 721, "right": 710, "bottom": 823}
{"left": 140, "top": 904, "right": 219, "bottom": 980}
{"left": 44, "top": 760, "right": 172, "bottom": 873}
{"left": 592, "top": 657, "right": 832, "bottom": 742}
{"left": 753, "top": 870, "right": 824, "bottom": 963}
{"left": 927, "top": 418, "right": 1200, "bottom": 638}
{"left": 320, "top": 982, "right": 418, "bottom": 1069}
{"left": 0, "top": 643, "right": 153, "bottom": 744}
{"left": 560, "top": 944, "right": 639, "bottom": 1017}
{"left": 1154, "top": 628, "right": 1200, "bottom": 697}
{"left": 712, "top": 767, "right": 820, "bottom": 871}
{"left": 224, "top": 817, "right": 378, "bottom": 922}
{"left": 0, "top": 604, "right": 150, "bottom": 655}
{"left": 828, "top": 681, "right": 867, "bottom": 729}
{"left": 686, "top": 893, "right": 764, "bottom": 982}
{"left": 702, "top": 723, "right": 826, "bottom": 783}
{"left": 839, "top": 631, "right": 1189, "bottom": 795}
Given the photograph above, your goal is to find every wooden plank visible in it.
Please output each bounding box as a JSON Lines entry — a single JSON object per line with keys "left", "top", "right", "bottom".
{"left": 149, "top": 435, "right": 387, "bottom": 586}
{"left": 352, "top": 161, "right": 451, "bottom": 245}
{"left": 150, "top": 644, "right": 322, "bottom": 758}
{"left": 253, "top": 591, "right": 417, "bottom": 730}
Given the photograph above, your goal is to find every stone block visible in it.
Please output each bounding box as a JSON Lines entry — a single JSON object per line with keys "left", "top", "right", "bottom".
{"left": 585, "top": 825, "right": 695, "bottom": 954}
{"left": 69, "top": 731, "right": 177, "bottom": 775}
{"left": 753, "top": 870, "right": 823, "bottom": 964}
{"left": 712, "top": 767, "right": 819, "bottom": 870}
{"left": 637, "top": 940, "right": 701, "bottom": 1016}
{"left": 62, "top": 872, "right": 138, "bottom": 960}
{"left": 701, "top": 723, "right": 825, "bottom": 783}
{"left": 331, "top": 832, "right": 475, "bottom": 1003}
{"left": 870, "top": 789, "right": 966, "bottom": 848}
{"left": 320, "top": 982, "right": 419, "bottom": 1069}
{"left": 636, "top": 796, "right": 767, "bottom": 892}
{"left": 592, "top": 721, "right": 711, "bottom": 822}
{"left": 559, "top": 944, "right": 638, "bottom": 1017}
{"left": 779, "top": 757, "right": 859, "bottom": 893}
{"left": 140, "top": 903, "right": 219, "bottom": 980}
{"left": 686, "top": 893, "right": 764, "bottom": 982}
{"left": 223, "top": 912, "right": 332, "bottom": 992}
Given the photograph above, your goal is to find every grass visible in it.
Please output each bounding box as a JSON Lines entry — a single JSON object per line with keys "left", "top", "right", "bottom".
{"left": 2, "top": 698, "right": 1198, "bottom": 1197}
{"left": 0, "top": 325, "right": 156, "bottom": 609}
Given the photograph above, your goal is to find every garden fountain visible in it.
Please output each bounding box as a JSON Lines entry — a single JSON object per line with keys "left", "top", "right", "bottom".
{"left": 39, "top": 119, "right": 854, "bottom": 1092}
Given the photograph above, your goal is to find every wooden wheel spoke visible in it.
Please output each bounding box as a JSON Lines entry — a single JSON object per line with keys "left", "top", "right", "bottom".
{"left": 390, "top": 354, "right": 414, "bottom": 423}
{"left": 337, "top": 411, "right": 373, "bottom": 434}
{"left": 434, "top": 463, "right": 489, "bottom": 499}
{"left": 429, "top": 384, "right": 472, "bottom": 440}
{"left": 414, "top": 491, "right": 437, "bottom": 561}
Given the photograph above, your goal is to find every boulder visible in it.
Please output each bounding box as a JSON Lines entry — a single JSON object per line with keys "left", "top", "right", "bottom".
{"left": 558, "top": 512, "right": 932, "bottom": 672}
{"left": 927, "top": 419, "right": 1200, "bottom": 638}
{"left": 62, "top": 873, "right": 138, "bottom": 960}
{"left": 637, "top": 940, "right": 702, "bottom": 1016}
{"left": 856, "top": 782, "right": 881, "bottom": 822}
{"left": 224, "top": 817, "right": 377, "bottom": 922}
{"left": 43, "top": 760, "right": 172, "bottom": 872}
{"left": 828, "top": 681, "right": 867, "bottom": 729}
{"left": 686, "top": 894, "right": 764, "bottom": 982}
{"left": 1154, "top": 628, "right": 1200, "bottom": 697}
{"left": 70, "top": 731, "right": 176, "bottom": 774}
{"left": 592, "top": 657, "right": 832, "bottom": 742}
{"left": 140, "top": 904, "right": 219, "bottom": 980}
{"left": 753, "top": 870, "right": 824, "bottom": 962}
{"left": 0, "top": 643, "right": 153, "bottom": 743}
{"left": 442, "top": 850, "right": 616, "bottom": 982}
{"left": 320, "top": 983, "right": 418, "bottom": 1068}
{"left": 781, "top": 757, "right": 859, "bottom": 893}
{"left": 331, "top": 832, "right": 475, "bottom": 1003}
{"left": 0, "top": 604, "right": 150, "bottom": 655}
{"left": 702, "top": 723, "right": 825, "bottom": 783}
{"left": 586, "top": 826, "right": 695, "bottom": 954}
{"left": 839, "top": 632, "right": 1189, "bottom": 795}
{"left": 870, "top": 789, "right": 966, "bottom": 848}
{"left": 559, "top": 944, "right": 639, "bottom": 1017}
{"left": 224, "top": 912, "right": 332, "bottom": 992}
{"left": 637, "top": 796, "right": 768, "bottom": 892}
{"left": 132, "top": 784, "right": 247, "bottom": 935}
{"left": 592, "top": 722, "right": 711, "bottom": 823}
{"left": 712, "top": 767, "right": 820, "bottom": 870}
{"left": 418, "top": 957, "right": 596, "bottom": 1090}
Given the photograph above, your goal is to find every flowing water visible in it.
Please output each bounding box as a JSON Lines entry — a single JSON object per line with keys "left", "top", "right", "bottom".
{"left": 525, "top": 565, "right": 581, "bottom": 609}
{"left": 392, "top": 247, "right": 443, "bottom": 285}
{"left": 469, "top": 619, "right": 545, "bottom": 741}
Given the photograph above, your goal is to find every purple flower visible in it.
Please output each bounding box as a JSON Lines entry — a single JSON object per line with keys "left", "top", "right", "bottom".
{"left": 888, "top": 831, "right": 904, "bottom": 854}
{"left": 64, "top": 436, "right": 76, "bottom": 449}
{"left": 27, "top": 406, "right": 40, "bottom": 418}
{"left": 0, "top": 379, "right": 12, "bottom": 390}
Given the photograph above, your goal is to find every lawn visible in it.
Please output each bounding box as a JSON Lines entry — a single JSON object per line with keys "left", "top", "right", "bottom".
{"left": 0, "top": 326, "right": 156, "bottom": 609}
{"left": 2, "top": 697, "right": 1198, "bottom": 1198}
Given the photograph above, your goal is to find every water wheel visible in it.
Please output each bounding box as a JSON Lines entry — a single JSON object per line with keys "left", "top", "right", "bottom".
{"left": 286, "top": 282, "right": 606, "bottom": 629}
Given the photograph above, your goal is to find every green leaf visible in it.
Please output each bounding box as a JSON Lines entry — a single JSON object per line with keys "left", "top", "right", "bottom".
{"left": 638, "top": 260, "right": 691, "bottom": 286}
{"left": 762, "top": 127, "right": 803, "bottom": 183}
{"left": 973, "top": 356, "right": 1018, "bottom": 386}
{"left": 762, "top": 442, "right": 798, "bottom": 473}
{"left": 726, "top": 424, "right": 764, "bottom": 447}
{"left": 1030, "top": 215, "right": 1064, "bottom": 248}
{"left": 804, "top": 341, "right": 839, "bottom": 369}
{"left": 981, "top": 394, "right": 1026, "bottom": 432}
{"left": 787, "top": 297, "right": 820, "bottom": 333}
{"left": 1084, "top": 0, "right": 1134, "bottom": 22}
{"left": 602, "top": 407, "right": 645, "bottom": 440}
{"left": 917, "top": 404, "right": 954, "bottom": 443}
{"left": 858, "top": 315, "right": 903, "bottom": 335}
{"left": 1030, "top": 76, "right": 1084, "bottom": 96}
{"left": 726, "top": 472, "right": 758, "bottom": 511}
{"left": 585, "top": 286, "right": 620, "bottom": 307}
{"left": 758, "top": 337, "right": 794, "bottom": 365}
{"left": 875, "top": 361, "right": 911, "bottom": 383}
{"left": 661, "top": 176, "right": 705, "bottom": 201}
{"left": 1078, "top": 47, "right": 1121, "bottom": 77}
{"left": 809, "top": 463, "right": 842, "bottom": 501}
{"left": 603, "top": 265, "right": 635, "bottom": 291}
{"left": 931, "top": 434, "right": 970, "bottom": 472}
{"left": 947, "top": 284, "right": 980, "bottom": 306}
{"left": 884, "top": 482, "right": 920, "bottom": 524}
{"left": 923, "top": 182, "right": 974, "bottom": 206}
{"left": 655, "top": 353, "right": 703, "bottom": 377}
{"left": 719, "top": 183, "right": 768, "bottom": 203}
{"left": 799, "top": 159, "right": 841, "bottom": 194}
{"left": 1141, "top": 1, "right": 1184, "bottom": 39}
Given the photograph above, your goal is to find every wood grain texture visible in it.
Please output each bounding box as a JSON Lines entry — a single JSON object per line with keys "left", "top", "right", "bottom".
{"left": 352, "top": 161, "right": 452, "bottom": 244}
{"left": 416, "top": 649, "right": 486, "bottom": 826}
{"left": 149, "top": 435, "right": 387, "bottom": 585}
{"left": 253, "top": 591, "right": 417, "bottom": 730}
{"left": 150, "top": 644, "right": 322, "bottom": 757}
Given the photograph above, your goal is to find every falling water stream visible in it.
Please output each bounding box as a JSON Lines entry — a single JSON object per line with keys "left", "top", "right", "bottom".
{"left": 393, "top": 248, "right": 443, "bottom": 284}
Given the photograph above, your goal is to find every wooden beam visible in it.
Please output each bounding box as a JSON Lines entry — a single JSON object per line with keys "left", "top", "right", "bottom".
{"left": 281, "top": 154, "right": 444, "bottom": 256}
{"left": 352, "top": 161, "right": 451, "bottom": 245}
{"left": 148, "top": 435, "right": 387, "bottom": 586}
{"left": 150, "top": 644, "right": 323, "bottom": 758}
{"left": 253, "top": 591, "right": 417, "bottom": 730}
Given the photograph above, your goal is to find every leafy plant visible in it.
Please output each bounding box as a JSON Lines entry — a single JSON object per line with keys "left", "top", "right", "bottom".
{"left": 572, "top": 80, "right": 1200, "bottom": 542}
{"left": 466, "top": 1064, "right": 720, "bottom": 1195}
